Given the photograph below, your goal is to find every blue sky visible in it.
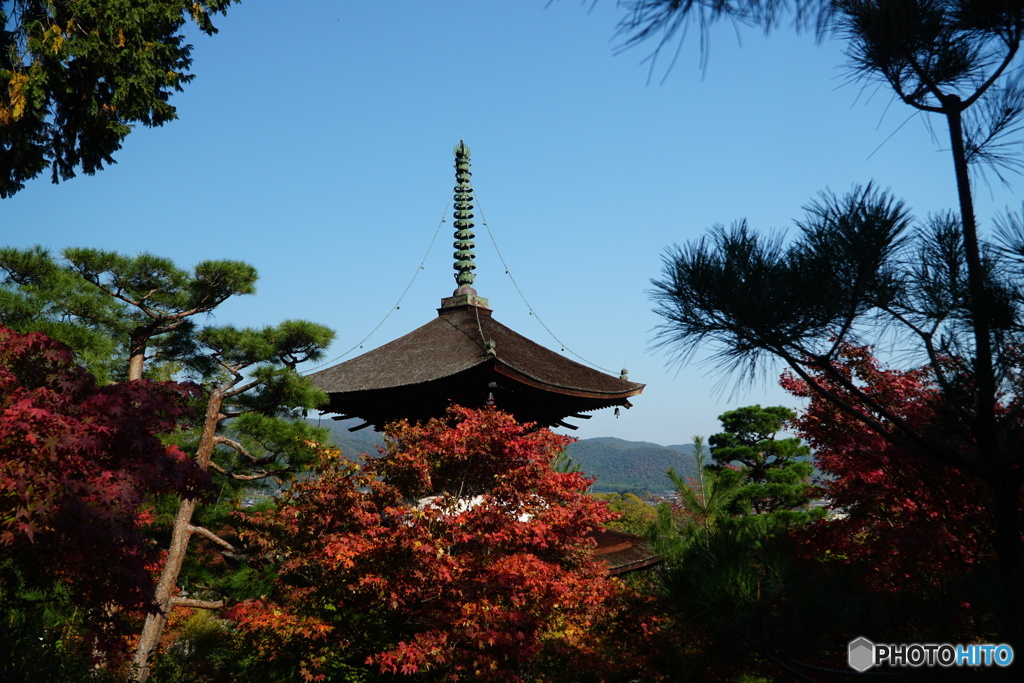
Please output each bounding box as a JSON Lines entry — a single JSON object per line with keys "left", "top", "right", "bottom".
{"left": 3, "top": 1, "right": 1020, "bottom": 446}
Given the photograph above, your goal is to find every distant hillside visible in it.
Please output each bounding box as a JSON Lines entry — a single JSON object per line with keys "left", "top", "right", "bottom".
{"left": 308, "top": 420, "right": 697, "bottom": 494}
{"left": 566, "top": 437, "right": 698, "bottom": 493}
{"left": 308, "top": 417, "right": 386, "bottom": 460}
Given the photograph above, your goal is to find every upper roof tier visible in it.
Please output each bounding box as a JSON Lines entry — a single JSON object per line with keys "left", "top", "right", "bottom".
{"left": 307, "top": 303, "right": 645, "bottom": 430}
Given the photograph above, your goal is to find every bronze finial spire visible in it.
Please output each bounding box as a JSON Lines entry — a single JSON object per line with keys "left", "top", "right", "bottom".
{"left": 441, "top": 140, "right": 489, "bottom": 309}
{"left": 453, "top": 140, "right": 476, "bottom": 290}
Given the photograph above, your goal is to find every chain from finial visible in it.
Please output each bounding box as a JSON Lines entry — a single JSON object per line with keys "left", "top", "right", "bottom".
{"left": 452, "top": 141, "right": 476, "bottom": 290}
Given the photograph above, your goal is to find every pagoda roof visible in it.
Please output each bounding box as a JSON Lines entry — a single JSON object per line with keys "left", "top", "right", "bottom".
{"left": 307, "top": 303, "right": 644, "bottom": 430}
{"left": 308, "top": 140, "right": 643, "bottom": 430}
{"left": 592, "top": 528, "right": 663, "bottom": 575}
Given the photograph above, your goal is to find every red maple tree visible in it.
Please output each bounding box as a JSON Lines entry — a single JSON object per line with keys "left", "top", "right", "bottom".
{"left": 780, "top": 344, "right": 994, "bottom": 588}
{"left": 0, "top": 326, "right": 207, "bottom": 641}
{"left": 230, "top": 406, "right": 645, "bottom": 681}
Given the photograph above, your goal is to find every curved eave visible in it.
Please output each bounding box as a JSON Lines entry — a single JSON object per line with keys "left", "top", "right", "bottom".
{"left": 592, "top": 529, "right": 662, "bottom": 576}
{"left": 319, "top": 359, "right": 642, "bottom": 410}
{"left": 308, "top": 306, "right": 645, "bottom": 399}
{"left": 494, "top": 361, "right": 644, "bottom": 401}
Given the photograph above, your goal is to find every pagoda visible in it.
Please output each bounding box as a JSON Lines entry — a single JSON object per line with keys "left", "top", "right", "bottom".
{"left": 308, "top": 142, "right": 655, "bottom": 575}
{"left": 308, "top": 141, "right": 644, "bottom": 432}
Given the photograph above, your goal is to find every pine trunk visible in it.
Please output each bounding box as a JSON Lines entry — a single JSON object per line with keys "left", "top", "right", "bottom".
{"left": 945, "top": 98, "right": 1022, "bottom": 649}
{"left": 127, "top": 329, "right": 147, "bottom": 382}
{"left": 129, "top": 389, "right": 225, "bottom": 682}
{"left": 991, "top": 474, "right": 1024, "bottom": 652}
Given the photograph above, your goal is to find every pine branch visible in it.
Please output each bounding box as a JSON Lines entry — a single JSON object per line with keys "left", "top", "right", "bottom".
{"left": 213, "top": 435, "right": 258, "bottom": 462}
{"left": 208, "top": 461, "right": 282, "bottom": 481}
{"left": 213, "top": 435, "right": 279, "bottom": 466}
{"left": 170, "top": 597, "right": 225, "bottom": 610}
{"left": 187, "top": 524, "right": 238, "bottom": 553}
{"left": 224, "top": 377, "right": 262, "bottom": 398}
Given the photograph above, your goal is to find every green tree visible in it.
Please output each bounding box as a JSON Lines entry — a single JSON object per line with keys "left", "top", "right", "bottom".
{"left": 132, "top": 320, "right": 333, "bottom": 683}
{"left": 0, "top": 0, "right": 238, "bottom": 197}
{"left": 593, "top": 491, "right": 658, "bottom": 535}
{"left": 632, "top": 0, "right": 1024, "bottom": 648}
{"left": 655, "top": 437, "right": 741, "bottom": 555}
{"left": 650, "top": 436, "right": 806, "bottom": 680}
{"left": 0, "top": 246, "right": 258, "bottom": 382}
{"left": 63, "top": 247, "right": 259, "bottom": 382}
{"left": 0, "top": 247, "right": 335, "bottom": 680}
{"left": 708, "top": 405, "right": 817, "bottom": 517}
{"left": 0, "top": 245, "right": 127, "bottom": 382}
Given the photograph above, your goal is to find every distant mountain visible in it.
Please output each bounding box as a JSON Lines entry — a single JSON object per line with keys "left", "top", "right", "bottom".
{"left": 308, "top": 420, "right": 697, "bottom": 494}
{"left": 566, "top": 437, "right": 697, "bottom": 494}
{"left": 308, "top": 417, "right": 386, "bottom": 460}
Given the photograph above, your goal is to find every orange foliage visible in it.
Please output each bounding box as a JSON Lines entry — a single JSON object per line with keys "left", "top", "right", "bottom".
{"left": 230, "top": 406, "right": 663, "bottom": 680}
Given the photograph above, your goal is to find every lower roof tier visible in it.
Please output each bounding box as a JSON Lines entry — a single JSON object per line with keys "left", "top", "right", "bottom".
{"left": 308, "top": 304, "right": 644, "bottom": 430}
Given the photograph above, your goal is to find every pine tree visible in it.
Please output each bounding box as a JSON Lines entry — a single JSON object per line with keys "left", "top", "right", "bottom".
{"left": 635, "top": 0, "right": 1024, "bottom": 647}
{"left": 708, "top": 405, "right": 817, "bottom": 518}
{"left": 0, "top": 246, "right": 335, "bottom": 680}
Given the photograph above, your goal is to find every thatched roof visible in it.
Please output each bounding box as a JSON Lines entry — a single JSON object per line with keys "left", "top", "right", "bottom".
{"left": 308, "top": 304, "right": 644, "bottom": 430}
